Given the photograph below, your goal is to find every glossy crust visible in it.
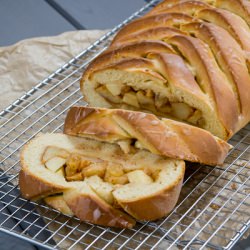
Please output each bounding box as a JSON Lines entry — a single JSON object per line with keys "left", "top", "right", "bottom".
{"left": 63, "top": 186, "right": 135, "bottom": 228}
{"left": 182, "top": 22, "right": 250, "bottom": 123}
{"left": 197, "top": 8, "right": 250, "bottom": 55}
{"left": 111, "top": 13, "right": 194, "bottom": 45}
{"left": 146, "top": 0, "right": 211, "bottom": 16}
{"left": 19, "top": 138, "right": 69, "bottom": 200}
{"left": 167, "top": 34, "right": 238, "bottom": 137}
{"left": 64, "top": 106, "right": 231, "bottom": 165}
{"left": 216, "top": 0, "right": 250, "bottom": 25}
{"left": 19, "top": 169, "right": 66, "bottom": 200}
{"left": 82, "top": 40, "right": 174, "bottom": 81}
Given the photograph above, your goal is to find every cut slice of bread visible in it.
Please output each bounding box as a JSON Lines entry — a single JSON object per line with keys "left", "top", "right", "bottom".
{"left": 19, "top": 133, "right": 185, "bottom": 227}
{"left": 64, "top": 106, "right": 231, "bottom": 166}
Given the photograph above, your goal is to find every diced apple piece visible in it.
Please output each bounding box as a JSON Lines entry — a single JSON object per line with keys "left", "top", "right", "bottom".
{"left": 145, "top": 89, "right": 154, "bottom": 98}
{"left": 66, "top": 154, "right": 91, "bottom": 176}
{"left": 96, "top": 85, "right": 122, "bottom": 104}
{"left": 127, "top": 170, "right": 153, "bottom": 184}
{"left": 122, "top": 85, "right": 131, "bottom": 93}
{"left": 151, "top": 169, "right": 161, "bottom": 181}
{"left": 171, "top": 102, "right": 193, "bottom": 120}
{"left": 106, "top": 84, "right": 123, "bottom": 96}
{"left": 104, "top": 172, "right": 129, "bottom": 185}
{"left": 155, "top": 93, "right": 170, "bottom": 112}
{"left": 158, "top": 105, "right": 172, "bottom": 113}
{"left": 44, "top": 195, "right": 73, "bottom": 215}
{"left": 42, "top": 146, "right": 69, "bottom": 163}
{"left": 45, "top": 157, "right": 66, "bottom": 172}
{"left": 187, "top": 110, "right": 202, "bottom": 125}
{"left": 123, "top": 92, "right": 140, "bottom": 108}
{"left": 135, "top": 140, "right": 144, "bottom": 150}
{"left": 106, "top": 164, "right": 124, "bottom": 177}
{"left": 86, "top": 175, "right": 114, "bottom": 204}
{"left": 56, "top": 167, "right": 65, "bottom": 177}
{"left": 82, "top": 163, "right": 106, "bottom": 178}
{"left": 66, "top": 172, "right": 83, "bottom": 181}
{"left": 117, "top": 140, "right": 131, "bottom": 154}
{"left": 136, "top": 91, "right": 154, "bottom": 108}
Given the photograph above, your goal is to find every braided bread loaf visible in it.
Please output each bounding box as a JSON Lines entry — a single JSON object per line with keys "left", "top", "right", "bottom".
{"left": 19, "top": 0, "right": 248, "bottom": 229}
{"left": 19, "top": 107, "right": 231, "bottom": 228}
{"left": 81, "top": 0, "right": 250, "bottom": 140}
{"left": 64, "top": 106, "right": 231, "bottom": 165}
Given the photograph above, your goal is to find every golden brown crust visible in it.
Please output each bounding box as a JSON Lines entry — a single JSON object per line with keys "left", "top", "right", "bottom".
{"left": 64, "top": 106, "right": 231, "bottom": 165}
{"left": 19, "top": 141, "right": 68, "bottom": 200}
{"left": 110, "top": 27, "right": 185, "bottom": 48}
{"left": 216, "top": 0, "right": 250, "bottom": 25}
{"left": 64, "top": 189, "right": 136, "bottom": 228}
{"left": 166, "top": 119, "right": 230, "bottom": 165}
{"left": 80, "top": 1, "right": 250, "bottom": 139}
{"left": 88, "top": 57, "right": 166, "bottom": 82}
{"left": 111, "top": 13, "right": 194, "bottom": 45}
{"left": 115, "top": 109, "right": 231, "bottom": 165}
{"left": 82, "top": 40, "right": 174, "bottom": 80}
{"left": 197, "top": 8, "right": 250, "bottom": 54}
{"left": 182, "top": 22, "right": 250, "bottom": 122}
{"left": 146, "top": 0, "right": 211, "bottom": 16}
{"left": 19, "top": 169, "right": 66, "bottom": 200}
{"left": 64, "top": 107, "right": 129, "bottom": 142}
{"left": 147, "top": 52, "right": 204, "bottom": 97}
{"left": 168, "top": 35, "right": 238, "bottom": 136}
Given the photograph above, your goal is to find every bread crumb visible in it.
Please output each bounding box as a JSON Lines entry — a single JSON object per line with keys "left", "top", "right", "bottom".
{"left": 210, "top": 204, "right": 220, "bottom": 210}
{"left": 231, "top": 183, "right": 237, "bottom": 190}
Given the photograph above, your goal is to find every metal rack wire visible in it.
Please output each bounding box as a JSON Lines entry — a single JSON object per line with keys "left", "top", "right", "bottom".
{"left": 0, "top": 0, "right": 249, "bottom": 249}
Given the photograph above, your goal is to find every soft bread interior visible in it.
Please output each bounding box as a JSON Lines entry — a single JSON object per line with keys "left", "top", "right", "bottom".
{"left": 113, "top": 161, "right": 182, "bottom": 200}
{"left": 20, "top": 133, "right": 185, "bottom": 225}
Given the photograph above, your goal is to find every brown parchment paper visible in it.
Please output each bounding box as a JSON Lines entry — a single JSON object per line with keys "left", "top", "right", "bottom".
{"left": 0, "top": 30, "right": 107, "bottom": 111}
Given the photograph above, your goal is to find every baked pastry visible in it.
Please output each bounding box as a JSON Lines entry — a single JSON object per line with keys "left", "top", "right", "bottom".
{"left": 64, "top": 106, "right": 231, "bottom": 166}
{"left": 19, "top": 133, "right": 185, "bottom": 228}
{"left": 80, "top": 0, "right": 250, "bottom": 140}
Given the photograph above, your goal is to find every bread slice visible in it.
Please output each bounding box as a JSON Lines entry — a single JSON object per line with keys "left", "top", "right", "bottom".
{"left": 64, "top": 106, "right": 231, "bottom": 166}
{"left": 19, "top": 133, "right": 185, "bottom": 227}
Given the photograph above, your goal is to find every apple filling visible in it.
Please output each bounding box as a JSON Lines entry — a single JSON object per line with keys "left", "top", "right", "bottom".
{"left": 95, "top": 84, "right": 205, "bottom": 126}
{"left": 41, "top": 145, "right": 168, "bottom": 205}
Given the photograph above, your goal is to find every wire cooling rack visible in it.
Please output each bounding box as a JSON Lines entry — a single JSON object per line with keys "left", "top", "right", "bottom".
{"left": 0, "top": 1, "right": 249, "bottom": 249}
